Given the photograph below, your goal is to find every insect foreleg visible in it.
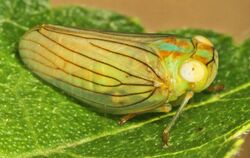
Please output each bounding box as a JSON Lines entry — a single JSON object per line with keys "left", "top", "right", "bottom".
{"left": 162, "top": 91, "right": 194, "bottom": 148}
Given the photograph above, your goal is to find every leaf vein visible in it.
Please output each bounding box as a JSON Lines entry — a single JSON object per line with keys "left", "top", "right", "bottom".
{"left": 16, "top": 81, "right": 250, "bottom": 158}
{"left": 146, "top": 121, "right": 250, "bottom": 158}
{"left": 0, "top": 19, "right": 28, "bottom": 31}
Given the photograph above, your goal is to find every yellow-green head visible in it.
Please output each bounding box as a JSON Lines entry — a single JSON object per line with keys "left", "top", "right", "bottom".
{"left": 155, "top": 35, "right": 218, "bottom": 100}
{"left": 179, "top": 36, "right": 218, "bottom": 92}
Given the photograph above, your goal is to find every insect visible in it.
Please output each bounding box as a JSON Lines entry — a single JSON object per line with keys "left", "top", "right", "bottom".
{"left": 18, "top": 24, "right": 218, "bottom": 147}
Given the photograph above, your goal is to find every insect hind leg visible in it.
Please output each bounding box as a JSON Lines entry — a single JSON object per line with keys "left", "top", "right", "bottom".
{"left": 118, "top": 103, "right": 172, "bottom": 125}
{"left": 148, "top": 103, "right": 172, "bottom": 113}
{"left": 118, "top": 113, "right": 137, "bottom": 125}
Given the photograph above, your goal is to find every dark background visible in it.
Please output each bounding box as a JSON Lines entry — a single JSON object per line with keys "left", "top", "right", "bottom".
{"left": 52, "top": 1, "right": 250, "bottom": 157}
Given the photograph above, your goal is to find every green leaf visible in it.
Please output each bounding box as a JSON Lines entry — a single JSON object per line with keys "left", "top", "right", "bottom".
{"left": 0, "top": 0, "right": 249, "bottom": 158}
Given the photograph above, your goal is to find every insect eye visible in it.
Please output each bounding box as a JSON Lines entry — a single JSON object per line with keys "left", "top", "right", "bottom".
{"left": 180, "top": 60, "right": 206, "bottom": 83}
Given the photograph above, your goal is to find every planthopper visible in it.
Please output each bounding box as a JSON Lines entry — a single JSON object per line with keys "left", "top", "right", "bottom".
{"left": 18, "top": 24, "right": 218, "bottom": 147}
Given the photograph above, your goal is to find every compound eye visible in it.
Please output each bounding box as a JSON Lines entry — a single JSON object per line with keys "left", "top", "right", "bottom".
{"left": 180, "top": 60, "right": 206, "bottom": 82}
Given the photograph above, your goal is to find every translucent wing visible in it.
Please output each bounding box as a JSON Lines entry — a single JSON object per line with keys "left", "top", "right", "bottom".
{"left": 19, "top": 24, "right": 170, "bottom": 114}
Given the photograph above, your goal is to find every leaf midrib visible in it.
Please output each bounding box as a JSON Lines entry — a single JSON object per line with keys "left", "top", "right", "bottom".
{"left": 9, "top": 82, "right": 249, "bottom": 158}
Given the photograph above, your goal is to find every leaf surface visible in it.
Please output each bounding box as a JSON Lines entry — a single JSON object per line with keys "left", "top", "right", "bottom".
{"left": 0, "top": 1, "right": 249, "bottom": 158}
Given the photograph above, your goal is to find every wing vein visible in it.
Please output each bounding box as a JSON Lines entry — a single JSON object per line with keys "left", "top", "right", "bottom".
{"left": 43, "top": 26, "right": 160, "bottom": 58}
{"left": 22, "top": 39, "right": 122, "bottom": 84}
{"left": 23, "top": 57, "right": 155, "bottom": 97}
{"left": 90, "top": 42, "right": 164, "bottom": 82}
{"left": 21, "top": 47, "right": 153, "bottom": 87}
{"left": 38, "top": 30, "right": 154, "bottom": 84}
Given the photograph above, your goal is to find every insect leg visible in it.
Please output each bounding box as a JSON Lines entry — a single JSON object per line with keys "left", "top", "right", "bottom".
{"left": 118, "top": 113, "right": 137, "bottom": 125}
{"left": 207, "top": 84, "right": 224, "bottom": 92}
{"left": 162, "top": 91, "right": 194, "bottom": 148}
{"left": 149, "top": 103, "right": 172, "bottom": 113}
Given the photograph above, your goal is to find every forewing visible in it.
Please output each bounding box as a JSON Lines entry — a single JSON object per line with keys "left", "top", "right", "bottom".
{"left": 19, "top": 25, "right": 169, "bottom": 114}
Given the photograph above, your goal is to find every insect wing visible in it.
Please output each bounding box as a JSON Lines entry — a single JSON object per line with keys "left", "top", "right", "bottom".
{"left": 19, "top": 25, "right": 169, "bottom": 114}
